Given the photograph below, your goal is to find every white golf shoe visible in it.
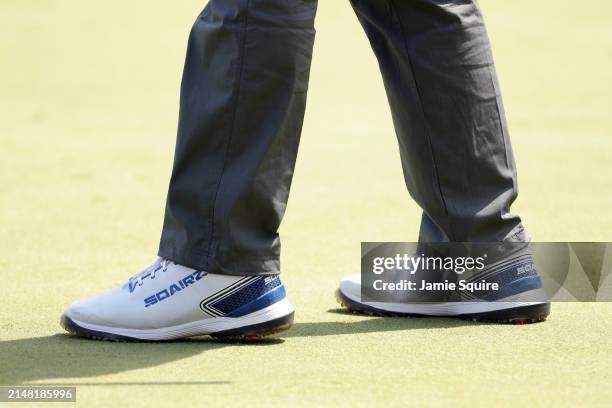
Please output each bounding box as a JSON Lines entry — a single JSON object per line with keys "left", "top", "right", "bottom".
{"left": 61, "top": 258, "right": 294, "bottom": 341}
{"left": 336, "top": 267, "right": 550, "bottom": 324}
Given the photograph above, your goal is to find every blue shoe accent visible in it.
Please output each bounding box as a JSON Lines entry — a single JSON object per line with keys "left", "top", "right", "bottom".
{"left": 226, "top": 285, "right": 286, "bottom": 317}
{"left": 200, "top": 276, "right": 286, "bottom": 317}
{"left": 476, "top": 257, "right": 543, "bottom": 301}
{"left": 482, "top": 275, "right": 542, "bottom": 301}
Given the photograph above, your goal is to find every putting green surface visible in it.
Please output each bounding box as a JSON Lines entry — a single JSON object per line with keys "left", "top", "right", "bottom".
{"left": 1, "top": 1, "right": 611, "bottom": 406}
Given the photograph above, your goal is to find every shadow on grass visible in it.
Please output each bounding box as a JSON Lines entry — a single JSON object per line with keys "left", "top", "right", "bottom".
{"left": 284, "top": 308, "right": 486, "bottom": 338}
{"left": 0, "top": 334, "right": 274, "bottom": 385}
{"left": 1, "top": 310, "right": 483, "bottom": 385}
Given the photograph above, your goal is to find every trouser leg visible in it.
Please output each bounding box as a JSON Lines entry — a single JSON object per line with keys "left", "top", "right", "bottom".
{"left": 159, "top": 0, "right": 318, "bottom": 275}
{"left": 351, "top": 0, "right": 526, "bottom": 242}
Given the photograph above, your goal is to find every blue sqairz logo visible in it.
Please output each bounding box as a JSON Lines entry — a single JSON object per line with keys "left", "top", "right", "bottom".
{"left": 144, "top": 271, "right": 207, "bottom": 307}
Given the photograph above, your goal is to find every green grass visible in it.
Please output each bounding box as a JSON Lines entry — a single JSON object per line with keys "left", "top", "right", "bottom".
{"left": 1, "top": 1, "right": 611, "bottom": 406}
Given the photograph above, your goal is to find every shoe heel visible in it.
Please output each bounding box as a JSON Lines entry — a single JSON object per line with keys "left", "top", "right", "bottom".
{"left": 210, "top": 312, "right": 294, "bottom": 341}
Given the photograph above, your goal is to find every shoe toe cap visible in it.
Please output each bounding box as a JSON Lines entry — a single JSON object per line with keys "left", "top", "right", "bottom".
{"left": 63, "top": 298, "right": 104, "bottom": 326}
{"left": 339, "top": 274, "right": 361, "bottom": 300}
{"left": 62, "top": 291, "right": 124, "bottom": 327}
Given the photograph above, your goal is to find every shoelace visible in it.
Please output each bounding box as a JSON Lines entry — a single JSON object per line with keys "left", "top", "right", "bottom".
{"left": 127, "top": 258, "right": 170, "bottom": 292}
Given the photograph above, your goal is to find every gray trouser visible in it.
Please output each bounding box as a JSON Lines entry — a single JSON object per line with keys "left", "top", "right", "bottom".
{"left": 158, "top": 0, "right": 526, "bottom": 276}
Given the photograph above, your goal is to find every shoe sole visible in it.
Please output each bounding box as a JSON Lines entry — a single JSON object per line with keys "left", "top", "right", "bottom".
{"left": 209, "top": 312, "right": 294, "bottom": 341}
{"left": 335, "top": 289, "right": 549, "bottom": 324}
{"left": 60, "top": 312, "right": 294, "bottom": 342}
{"left": 60, "top": 298, "right": 295, "bottom": 342}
